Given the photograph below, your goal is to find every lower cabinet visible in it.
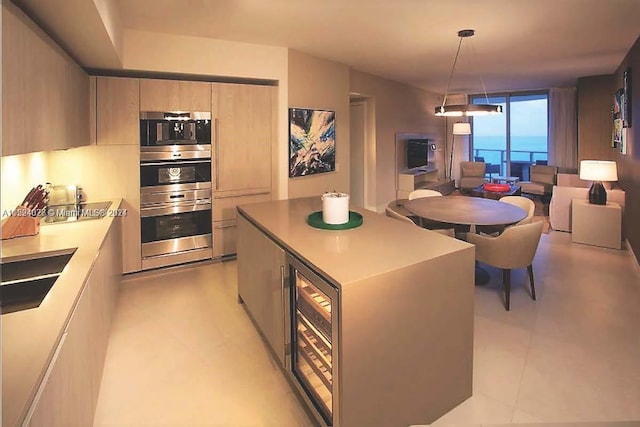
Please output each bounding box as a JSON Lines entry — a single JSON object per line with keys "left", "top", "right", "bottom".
{"left": 237, "top": 214, "right": 286, "bottom": 365}
{"left": 212, "top": 190, "right": 271, "bottom": 257}
{"left": 24, "top": 219, "right": 122, "bottom": 426}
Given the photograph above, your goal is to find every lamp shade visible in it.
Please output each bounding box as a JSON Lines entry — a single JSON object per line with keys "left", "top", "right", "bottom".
{"left": 579, "top": 160, "right": 618, "bottom": 182}
{"left": 453, "top": 122, "right": 471, "bottom": 135}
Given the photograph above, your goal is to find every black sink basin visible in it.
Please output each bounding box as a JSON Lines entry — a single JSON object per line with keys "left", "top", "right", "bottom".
{"left": 1, "top": 248, "right": 77, "bottom": 314}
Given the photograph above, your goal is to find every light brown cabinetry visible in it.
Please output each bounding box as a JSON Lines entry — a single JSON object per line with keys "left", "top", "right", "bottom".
{"left": 2, "top": 0, "right": 90, "bottom": 157}
{"left": 24, "top": 220, "right": 121, "bottom": 426}
{"left": 212, "top": 191, "right": 272, "bottom": 257}
{"left": 211, "top": 83, "right": 276, "bottom": 257}
{"left": 237, "top": 214, "right": 286, "bottom": 365}
{"left": 140, "top": 79, "right": 211, "bottom": 112}
{"left": 96, "top": 77, "right": 140, "bottom": 145}
{"left": 211, "top": 83, "right": 274, "bottom": 192}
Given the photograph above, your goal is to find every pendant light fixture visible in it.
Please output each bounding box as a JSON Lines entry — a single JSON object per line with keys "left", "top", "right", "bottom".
{"left": 435, "top": 29, "right": 503, "bottom": 117}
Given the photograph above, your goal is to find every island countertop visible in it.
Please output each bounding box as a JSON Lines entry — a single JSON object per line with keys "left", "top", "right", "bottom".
{"left": 1, "top": 199, "right": 122, "bottom": 427}
{"left": 237, "top": 196, "right": 473, "bottom": 287}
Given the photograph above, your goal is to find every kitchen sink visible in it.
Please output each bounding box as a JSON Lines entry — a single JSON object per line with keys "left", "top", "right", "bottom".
{"left": 42, "top": 201, "right": 112, "bottom": 224}
{"left": 0, "top": 248, "right": 77, "bottom": 314}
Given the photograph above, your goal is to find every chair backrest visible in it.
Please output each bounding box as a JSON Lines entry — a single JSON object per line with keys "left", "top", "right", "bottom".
{"left": 530, "top": 165, "right": 558, "bottom": 185}
{"left": 476, "top": 221, "right": 543, "bottom": 269}
{"left": 460, "top": 161, "right": 486, "bottom": 178}
{"left": 500, "top": 196, "right": 535, "bottom": 224}
{"left": 408, "top": 189, "right": 443, "bottom": 200}
{"left": 474, "top": 156, "right": 485, "bottom": 162}
{"left": 385, "top": 207, "right": 416, "bottom": 225}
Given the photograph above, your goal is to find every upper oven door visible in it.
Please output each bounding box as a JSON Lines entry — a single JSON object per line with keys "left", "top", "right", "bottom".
{"left": 140, "top": 158, "right": 212, "bottom": 193}
{"left": 140, "top": 111, "right": 212, "bottom": 146}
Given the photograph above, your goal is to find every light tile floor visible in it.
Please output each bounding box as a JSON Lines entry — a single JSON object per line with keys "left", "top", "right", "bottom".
{"left": 94, "top": 231, "right": 640, "bottom": 426}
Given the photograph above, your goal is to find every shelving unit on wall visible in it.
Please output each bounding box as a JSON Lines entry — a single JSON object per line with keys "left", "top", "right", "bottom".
{"left": 397, "top": 167, "right": 455, "bottom": 199}
{"left": 395, "top": 133, "right": 454, "bottom": 199}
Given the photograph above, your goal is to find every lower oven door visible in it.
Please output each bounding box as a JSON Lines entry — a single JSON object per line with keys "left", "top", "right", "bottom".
{"left": 140, "top": 199, "right": 212, "bottom": 259}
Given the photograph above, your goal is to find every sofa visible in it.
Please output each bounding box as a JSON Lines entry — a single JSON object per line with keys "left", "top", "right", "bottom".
{"left": 549, "top": 173, "right": 626, "bottom": 233}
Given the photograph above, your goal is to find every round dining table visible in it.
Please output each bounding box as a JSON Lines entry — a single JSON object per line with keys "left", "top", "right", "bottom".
{"left": 404, "top": 196, "right": 526, "bottom": 228}
{"left": 404, "top": 196, "right": 527, "bottom": 285}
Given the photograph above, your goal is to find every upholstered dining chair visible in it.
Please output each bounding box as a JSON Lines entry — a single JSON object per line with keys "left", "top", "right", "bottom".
{"left": 408, "top": 189, "right": 443, "bottom": 200}
{"left": 385, "top": 207, "right": 454, "bottom": 237}
{"left": 500, "top": 196, "right": 535, "bottom": 225}
{"left": 466, "top": 221, "right": 543, "bottom": 311}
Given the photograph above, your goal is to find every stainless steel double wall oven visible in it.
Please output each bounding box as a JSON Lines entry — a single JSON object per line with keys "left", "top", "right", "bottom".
{"left": 139, "top": 111, "right": 214, "bottom": 270}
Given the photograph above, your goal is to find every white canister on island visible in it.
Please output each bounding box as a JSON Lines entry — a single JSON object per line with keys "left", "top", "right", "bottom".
{"left": 321, "top": 192, "right": 350, "bottom": 224}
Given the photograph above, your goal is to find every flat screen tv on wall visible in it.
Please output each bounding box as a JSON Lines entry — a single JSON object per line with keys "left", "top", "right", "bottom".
{"left": 406, "top": 139, "right": 431, "bottom": 169}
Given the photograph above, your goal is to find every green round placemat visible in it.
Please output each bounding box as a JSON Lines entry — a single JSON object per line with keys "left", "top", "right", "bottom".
{"left": 307, "top": 211, "right": 363, "bottom": 230}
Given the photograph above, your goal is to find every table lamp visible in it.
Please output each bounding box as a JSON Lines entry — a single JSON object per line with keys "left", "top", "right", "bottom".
{"left": 579, "top": 160, "right": 618, "bottom": 205}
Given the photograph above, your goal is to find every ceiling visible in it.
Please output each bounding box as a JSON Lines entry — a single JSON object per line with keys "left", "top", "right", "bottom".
{"left": 14, "top": 0, "right": 640, "bottom": 94}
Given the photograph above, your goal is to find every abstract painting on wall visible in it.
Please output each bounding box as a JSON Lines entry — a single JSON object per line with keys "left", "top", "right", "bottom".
{"left": 289, "top": 108, "right": 336, "bottom": 177}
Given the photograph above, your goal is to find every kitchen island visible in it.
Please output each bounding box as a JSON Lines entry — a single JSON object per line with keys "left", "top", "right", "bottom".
{"left": 236, "top": 197, "right": 475, "bottom": 427}
{"left": 1, "top": 200, "right": 122, "bottom": 427}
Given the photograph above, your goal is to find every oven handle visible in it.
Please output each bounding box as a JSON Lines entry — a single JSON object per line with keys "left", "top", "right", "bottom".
{"left": 140, "top": 160, "right": 212, "bottom": 167}
{"left": 140, "top": 199, "right": 212, "bottom": 217}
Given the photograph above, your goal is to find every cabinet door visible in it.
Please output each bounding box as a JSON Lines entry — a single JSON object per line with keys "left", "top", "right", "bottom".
{"left": 2, "top": 1, "right": 89, "bottom": 156}
{"left": 237, "top": 215, "right": 286, "bottom": 365}
{"left": 212, "top": 83, "right": 274, "bottom": 192}
{"left": 24, "top": 221, "right": 121, "bottom": 426}
{"left": 140, "top": 79, "right": 211, "bottom": 111}
{"left": 97, "top": 77, "right": 140, "bottom": 145}
{"left": 212, "top": 220, "right": 236, "bottom": 258}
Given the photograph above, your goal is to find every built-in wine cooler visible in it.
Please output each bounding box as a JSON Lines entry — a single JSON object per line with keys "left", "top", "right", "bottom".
{"left": 287, "top": 255, "right": 339, "bottom": 426}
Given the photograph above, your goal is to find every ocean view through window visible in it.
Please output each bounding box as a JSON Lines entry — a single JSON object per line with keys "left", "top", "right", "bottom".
{"left": 471, "top": 92, "right": 548, "bottom": 180}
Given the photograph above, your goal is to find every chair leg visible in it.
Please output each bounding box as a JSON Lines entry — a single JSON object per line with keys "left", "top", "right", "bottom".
{"left": 527, "top": 264, "right": 536, "bottom": 301}
{"left": 503, "top": 269, "right": 511, "bottom": 311}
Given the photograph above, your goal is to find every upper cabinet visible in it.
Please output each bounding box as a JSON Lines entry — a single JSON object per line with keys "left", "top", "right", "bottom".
{"left": 212, "top": 83, "right": 275, "bottom": 192}
{"left": 96, "top": 77, "right": 140, "bottom": 145}
{"left": 139, "top": 79, "right": 211, "bottom": 112}
{"left": 2, "top": 1, "right": 90, "bottom": 157}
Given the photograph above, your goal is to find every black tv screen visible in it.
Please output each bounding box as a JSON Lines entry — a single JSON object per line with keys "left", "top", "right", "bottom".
{"left": 407, "top": 139, "right": 430, "bottom": 169}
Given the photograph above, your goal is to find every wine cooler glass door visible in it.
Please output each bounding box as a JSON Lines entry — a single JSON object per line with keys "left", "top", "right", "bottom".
{"left": 290, "top": 257, "right": 339, "bottom": 426}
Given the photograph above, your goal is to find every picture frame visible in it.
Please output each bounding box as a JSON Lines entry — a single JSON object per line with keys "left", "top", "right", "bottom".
{"left": 289, "top": 108, "right": 336, "bottom": 177}
{"left": 622, "top": 67, "right": 632, "bottom": 128}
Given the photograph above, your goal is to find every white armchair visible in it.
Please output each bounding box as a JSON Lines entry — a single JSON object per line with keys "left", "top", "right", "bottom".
{"left": 467, "top": 221, "right": 543, "bottom": 310}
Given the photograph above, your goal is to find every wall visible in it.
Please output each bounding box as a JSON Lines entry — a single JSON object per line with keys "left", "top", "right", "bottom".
{"left": 1, "top": 152, "right": 49, "bottom": 216}
{"left": 613, "top": 36, "right": 640, "bottom": 265}
{"left": 287, "top": 50, "right": 350, "bottom": 199}
{"left": 577, "top": 75, "right": 615, "bottom": 161}
{"left": 350, "top": 70, "right": 444, "bottom": 211}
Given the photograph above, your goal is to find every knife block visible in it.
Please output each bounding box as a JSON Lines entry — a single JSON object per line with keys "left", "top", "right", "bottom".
{"left": 1, "top": 207, "right": 40, "bottom": 240}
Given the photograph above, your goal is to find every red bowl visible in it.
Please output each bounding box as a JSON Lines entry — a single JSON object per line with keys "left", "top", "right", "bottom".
{"left": 483, "top": 183, "right": 511, "bottom": 192}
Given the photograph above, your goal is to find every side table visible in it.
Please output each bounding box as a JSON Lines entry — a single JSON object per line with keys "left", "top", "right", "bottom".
{"left": 571, "top": 199, "right": 621, "bottom": 249}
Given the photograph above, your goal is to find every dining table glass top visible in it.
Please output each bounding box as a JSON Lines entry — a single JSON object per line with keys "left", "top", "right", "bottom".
{"left": 404, "top": 196, "right": 527, "bottom": 226}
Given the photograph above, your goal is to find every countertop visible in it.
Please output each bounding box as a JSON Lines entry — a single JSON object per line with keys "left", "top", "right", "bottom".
{"left": 1, "top": 199, "right": 122, "bottom": 427}
{"left": 237, "top": 196, "right": 472, "bottom": 287}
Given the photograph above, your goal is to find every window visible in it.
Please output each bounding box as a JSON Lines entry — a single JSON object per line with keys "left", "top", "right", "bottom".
{"left": 470, "top": 92, "right": 548, "bottom": 181}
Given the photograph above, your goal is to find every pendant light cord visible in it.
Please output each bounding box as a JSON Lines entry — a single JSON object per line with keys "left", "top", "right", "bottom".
{"left": 441, "top": 36, "right": 464, "bottom": 109}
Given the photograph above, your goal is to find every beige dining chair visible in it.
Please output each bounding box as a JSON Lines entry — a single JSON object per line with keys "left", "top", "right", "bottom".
{"left": 476, "top": 195, "right": 536, "bottom": 236}
{"left": 466, "top": 221, "right": 543, "bottom": 311}
{"left": 500, "top": 196, "right": 535, "bottom": 225}
{"left": 408, "top": 189, "right": 443, "bottom": 200}
{"left": 385, "top": 208, "right": 454, "bottom": 237}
